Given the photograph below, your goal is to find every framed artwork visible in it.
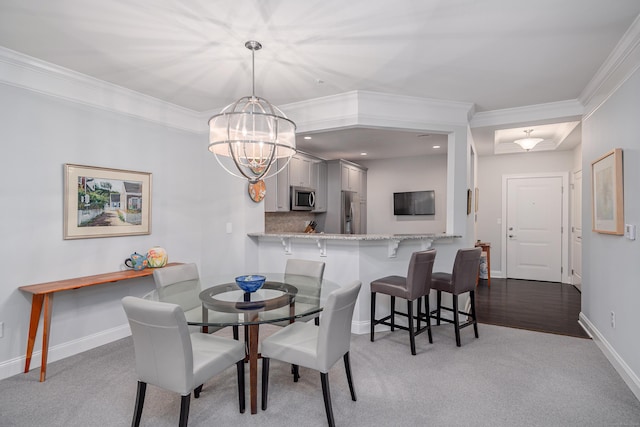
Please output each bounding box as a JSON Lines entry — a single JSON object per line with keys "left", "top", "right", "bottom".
{"left": 467, "top": 189, "right": 472, "bottom": 215}
{"left": 64, "top": 164, "right": 152, "bottom": 239}
{"left": 591, "top": 149, "right": 623, "bottom": 235}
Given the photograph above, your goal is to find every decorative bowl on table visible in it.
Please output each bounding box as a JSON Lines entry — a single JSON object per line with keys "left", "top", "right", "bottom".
{"left": 235, "top": 275, "right": 266, "bottom": 293}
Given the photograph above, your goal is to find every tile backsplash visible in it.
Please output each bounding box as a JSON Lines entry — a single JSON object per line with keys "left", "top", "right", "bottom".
{"left": 265, "top": 211, "right": 316, "bottom": 233}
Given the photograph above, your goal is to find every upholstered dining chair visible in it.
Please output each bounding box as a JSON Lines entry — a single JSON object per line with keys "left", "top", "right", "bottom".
{"left": 153, "top": 263, "right": 238, "bottom": 337}
{"left": 121, "top": 296, "right": 246, "bottom": 427}
{"left": 259, "top": 259, "right": 326, "bottom": 326}
{"left": 260, "top": 280, "right": 362, "bottom": 427}
{"left": 430, "top": 247, "right": 482, "bottom": 347}
{"left": 370, "top": 249, "right": 437, "bottom": 355}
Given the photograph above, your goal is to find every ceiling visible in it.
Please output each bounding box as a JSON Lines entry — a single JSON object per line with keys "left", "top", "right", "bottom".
{"left": 1, "top": 1, "right": 638, "bottom": 160}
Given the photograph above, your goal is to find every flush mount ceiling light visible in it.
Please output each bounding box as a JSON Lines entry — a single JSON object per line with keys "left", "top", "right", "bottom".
{"left": 208, "top": 41, "right": 296, "bottom": 183}
{"left": 514, "top": 129, "right": 543, "bottom": 151}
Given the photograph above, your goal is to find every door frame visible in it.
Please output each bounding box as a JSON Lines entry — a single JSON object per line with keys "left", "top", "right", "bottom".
{"left": 501, "top": 172, "right": 570, "bottom": 284}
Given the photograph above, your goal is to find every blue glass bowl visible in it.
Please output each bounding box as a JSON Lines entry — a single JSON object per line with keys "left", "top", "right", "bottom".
{"left": 235, "top": 275, "right": 266, "bottom": 293}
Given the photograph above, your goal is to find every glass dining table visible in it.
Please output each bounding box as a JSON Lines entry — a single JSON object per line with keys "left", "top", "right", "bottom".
{"left": 148, "top": 272, "right": 339, "bottom": 415}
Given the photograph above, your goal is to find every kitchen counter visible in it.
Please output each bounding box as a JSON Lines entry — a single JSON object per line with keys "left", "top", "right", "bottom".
{"left": 248, "top": 232, "right": 457, "bottom": 240}
{"left": 248, "top": 232, "right": 460, "bottom": 257}
{"left": 250, "top": 232, "right": 468, "bottom": 334}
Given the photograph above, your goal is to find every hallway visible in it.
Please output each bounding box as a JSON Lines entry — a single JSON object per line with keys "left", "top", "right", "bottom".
{"left": 474, "top": 278, "right": 590, "bottom": 339}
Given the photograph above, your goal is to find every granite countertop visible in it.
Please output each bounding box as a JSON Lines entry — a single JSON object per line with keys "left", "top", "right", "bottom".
{"left": 247, "top": 232, "right": 460, "bottom": 241}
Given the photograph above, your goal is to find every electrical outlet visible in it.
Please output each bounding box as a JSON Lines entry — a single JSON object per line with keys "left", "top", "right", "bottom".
{"left": 610, "top": 311, "right": 615, "bottom": 329}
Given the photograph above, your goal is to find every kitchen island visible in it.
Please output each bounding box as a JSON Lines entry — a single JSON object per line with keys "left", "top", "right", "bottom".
{"left": 248, "top": 232, "right": 467, "bottom": 334}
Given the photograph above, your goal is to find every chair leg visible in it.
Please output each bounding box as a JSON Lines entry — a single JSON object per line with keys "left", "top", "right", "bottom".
{"left": 407, "top": 300, "right": 416, "bottom": 355}
{"left": 236, "top": 359, "right": 245, "bottom": 413}
{"left": 343, "top": 352, "right": 357, "bottom": 401}
{"left": 293, "top": 364, "right": 300, "bottom": 382}
{"left": 131, "top": 381, "right": 146, "bottom": 427}
{"left": 417, "top": 297, "right": 422, "bottom": 330}
{"left": 424, "top": 294, "right": 433, "bottom": 344}
{"left": 370, "top": 292, "right": 376, "bottom": 342}
{"left": 390, "top": 296, "right": 396, "bottom": 331}
{"left": 193, "top": 384, "right": 203, "bottom": 398}
{"left": 436, "top": 291, "right": 442, "bottom": 325}
{"left": 453, "top": 295, "right": 461, "bottom": 347}
{"left": 178, "top": 394, "right": 190, "bottom": 427}
{"left": 320, "top": 372, "right": 336, "bottom": 427}
{"left": 261, "top": 357, "right": 270, "bottom": 411}
{"left": 233, "top": 325, "right": 239, "bottom": 340}
{"left": 470, "top": 290, "right": 479, "bottom": 338}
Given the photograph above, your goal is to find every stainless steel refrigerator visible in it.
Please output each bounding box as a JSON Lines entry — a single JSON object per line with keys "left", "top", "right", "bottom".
{"left": 341, "top": 191, "right": 360, "bottom": 234}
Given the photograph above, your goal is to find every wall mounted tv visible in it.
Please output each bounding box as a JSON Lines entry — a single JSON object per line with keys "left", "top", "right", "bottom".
{"left": 393, "top": 190, "right": 435, "bottom": 215}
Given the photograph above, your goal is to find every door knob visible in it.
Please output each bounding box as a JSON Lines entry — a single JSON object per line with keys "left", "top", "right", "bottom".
{"left": 509, "top": 234, "right": 515, "bottom": 238}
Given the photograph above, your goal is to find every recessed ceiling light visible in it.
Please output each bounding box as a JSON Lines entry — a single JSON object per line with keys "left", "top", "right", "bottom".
{"left": 433, "top": 145, "right": 441, "bottom": 149}
{"left": 303, "top": 136, "right": 312, "bottom": 140}
{"left": 360, "top": 152, "right": 368, "bottom": 156}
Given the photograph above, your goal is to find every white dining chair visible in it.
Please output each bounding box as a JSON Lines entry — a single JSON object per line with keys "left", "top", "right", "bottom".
{"left": 121, "top": 296, "right": 246, "bottom": 427}
{"left": 260, "top": 280, "right": 361, "bottom": 427}
{"left": 153, "top": 263, "right": 238, "bottom": 336}
{"left": 259, "top": 259, "right": 326, "bottom": 326}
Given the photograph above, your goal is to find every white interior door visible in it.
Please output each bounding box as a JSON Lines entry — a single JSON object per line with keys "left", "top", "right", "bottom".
{"left": 506, "top": 176, "right": 563, "bottom": 282}
{"left": 571, "top": 170, "right": 582, "bottom": 290}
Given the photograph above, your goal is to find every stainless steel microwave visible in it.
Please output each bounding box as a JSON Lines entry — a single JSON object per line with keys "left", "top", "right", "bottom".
{"left": 290, "top": 186, "right": 316, "bottom": 211}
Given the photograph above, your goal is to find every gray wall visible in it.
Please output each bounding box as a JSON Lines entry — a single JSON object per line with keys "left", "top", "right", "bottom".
{"left": 581, "top": 66, "right": 640, "bottom": 387}
{"left": 359, "top": 154, "right": 448, "bottom": 234}
{"left": 0, "top": 82, "right": 253, "bottom": 376}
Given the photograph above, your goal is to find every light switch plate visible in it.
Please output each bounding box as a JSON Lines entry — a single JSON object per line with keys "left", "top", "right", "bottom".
{"left": 624, "top": 224, "right": 636, "bottom": 240}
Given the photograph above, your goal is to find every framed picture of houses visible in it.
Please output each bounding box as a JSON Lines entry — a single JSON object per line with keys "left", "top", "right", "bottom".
{"left": 63, "top": 164, "right": 152, "bottom": 239}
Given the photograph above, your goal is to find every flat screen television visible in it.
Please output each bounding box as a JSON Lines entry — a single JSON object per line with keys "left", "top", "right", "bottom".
{"left": 393, "top": 190, "right": 435, "bottom": 215}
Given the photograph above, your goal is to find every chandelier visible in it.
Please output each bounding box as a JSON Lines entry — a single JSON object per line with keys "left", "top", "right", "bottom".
{"left": 208, "top": 41, "right": 296, "bottom": 183}
{"left": 514, "top": 129, "right": 543, "bottom": 151}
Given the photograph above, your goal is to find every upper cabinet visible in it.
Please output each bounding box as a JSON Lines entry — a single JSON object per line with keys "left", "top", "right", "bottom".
{"left": 341, "top": 162, "right": 360, "bottom": 192}
{"left": 289, "top": 155, "right": 314, "bottom": 188}
{"left": 264, "top": 153, "right": 327, "bottom": 213}
{"left": 263, "top": 158, "right": 290, "bottom": 212}
{"left": 313, "top": 160, "right": 328, "bottom": 213}
{"left": 337, "top": 161, "right": 367, "bottom": 195}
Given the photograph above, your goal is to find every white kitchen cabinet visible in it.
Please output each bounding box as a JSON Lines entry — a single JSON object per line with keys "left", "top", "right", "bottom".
{"left": 313, "top": 161, "right": 328, "bottom": 213}
{"left": 341, "top": 163, "right": 361, "bottom": 192}
{"left": 289, "top": 155, "right": 313, "bottom": 188}
{"left": 263, "top": 158, "right": 291, "bottom": 212}
{"left": 264, "top": 153, "right": 327, "bottom": 213}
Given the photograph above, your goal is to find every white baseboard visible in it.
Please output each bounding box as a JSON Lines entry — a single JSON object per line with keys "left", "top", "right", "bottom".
{"left": 0, "top": 324, "right": 131, "bottom": 381}
{"left": 579, "top": 312, "right": 640, "bottom": 402}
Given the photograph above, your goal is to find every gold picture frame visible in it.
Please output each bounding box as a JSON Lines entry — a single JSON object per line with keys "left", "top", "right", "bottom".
{"left": 64, "top": 164, "right": 152, "bottom": 239}
{"left": 591, "top": 149, "right": 623, "bottom": 235}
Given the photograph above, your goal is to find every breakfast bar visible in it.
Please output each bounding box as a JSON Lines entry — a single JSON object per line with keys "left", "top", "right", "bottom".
{"left": 249, "top": 232, "right": 466, "bottom": 335}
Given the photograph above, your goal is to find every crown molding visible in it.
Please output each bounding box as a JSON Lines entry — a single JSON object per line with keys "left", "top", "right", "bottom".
{"left": 282, "top": 90, "right": 474, "bottom": 133}
{"left": 469, "top": 99, "right": 583, "bottom": 128}
{"left": 579, "top": 14, "right": 640, "bottom": 120}
{"left": 0, "top": 46, "right": 206, "bottom": 133}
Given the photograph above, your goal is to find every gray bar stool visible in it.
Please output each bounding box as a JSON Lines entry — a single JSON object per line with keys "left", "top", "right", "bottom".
{"left": 430, "top": 247, "right": 482, "bottom": 347}
{"left": 370, "top": 249, "right": 436, "bottom": 355}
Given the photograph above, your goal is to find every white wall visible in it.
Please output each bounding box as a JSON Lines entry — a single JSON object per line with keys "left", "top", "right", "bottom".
{"left": 359, "top": 154, "right": 447, "bottom": 234}
{"left": 581, "top": 65, "right": 640, "bottom": 395}
{"left": 476, "top": 150, "right": 575, "bottom": 275}
{"left": 0, "top": 82, "right": 254, "bottom": 378}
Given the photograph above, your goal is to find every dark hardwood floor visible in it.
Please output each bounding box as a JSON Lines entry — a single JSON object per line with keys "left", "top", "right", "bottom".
{"left": 474, "top": 277, "right": 590, "bottom": 339}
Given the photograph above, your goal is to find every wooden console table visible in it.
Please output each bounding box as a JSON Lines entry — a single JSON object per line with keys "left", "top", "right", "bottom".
{"left": 19, "top": 263, "right": 181, "bottom": 382}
